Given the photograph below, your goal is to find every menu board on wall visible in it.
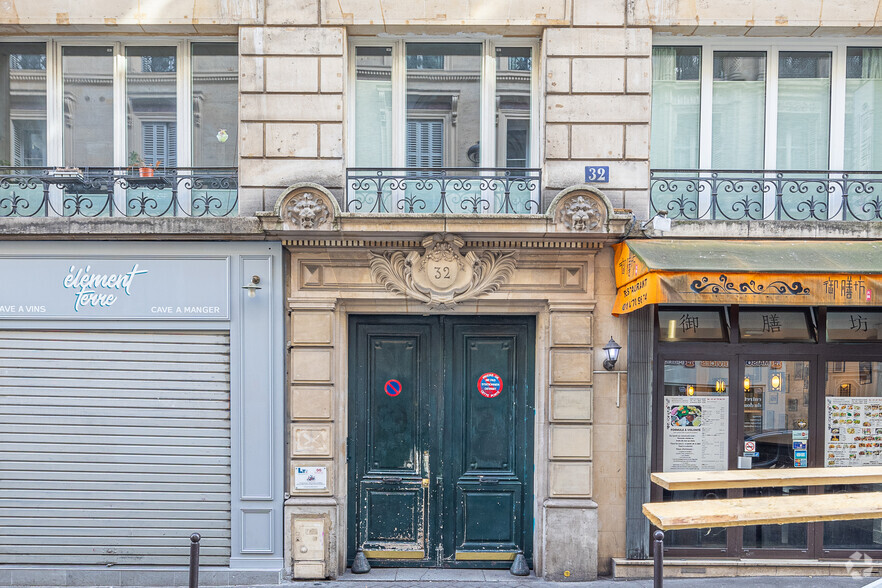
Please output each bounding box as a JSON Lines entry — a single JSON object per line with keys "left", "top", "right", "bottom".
{"left": 825, "top": 397, "right": 882, "bottom": 467}
{"left": 663, "top": 396, "right": 729, "bottom": 472}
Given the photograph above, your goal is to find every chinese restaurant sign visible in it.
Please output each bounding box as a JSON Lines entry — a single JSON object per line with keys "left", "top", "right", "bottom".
{"left": 613, "top": 243, "right": 881, "bottom": 315}
{"left": 0, "top": 256, "right": 230, "bottom": 320}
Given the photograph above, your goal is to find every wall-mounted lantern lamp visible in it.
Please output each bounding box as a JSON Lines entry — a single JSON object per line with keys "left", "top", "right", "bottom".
{"left": 242, "top": 275, "right": 262, "bottom": 298}
{"left": 594, "top": 336, "right": 625, "bottom": 408}
{"left": 715, "top": 379, "right": 727, "bottom": 393}
{"left": 602, "top": 337, "right": 621, "bottom": 371}
{"left": 771, "top": 373, "right": 782, "bottom": 391}
{"left": 744, "top": 376, "right": 751, "bottom": 391}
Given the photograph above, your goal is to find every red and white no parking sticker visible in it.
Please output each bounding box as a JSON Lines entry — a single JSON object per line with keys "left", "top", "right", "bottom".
{"left": 477, "top": 372, "right": 503, "bottom": 398}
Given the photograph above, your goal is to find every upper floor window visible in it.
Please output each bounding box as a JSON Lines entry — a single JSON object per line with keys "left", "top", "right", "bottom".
{"left": 350, "top": 40, "right": 537, "bottom": 170}
{"left": 650, "top": 42, "right": 881, "bottom": 173}
{"left": 0, "top": 40, "right": 238, "bottom": 218}
{"left": 0, "top": 40, "right": 237, "bottom": 171}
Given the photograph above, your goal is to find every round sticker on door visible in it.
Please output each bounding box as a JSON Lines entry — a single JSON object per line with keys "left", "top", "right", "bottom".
{"left": 477, "top": 372, "right": 503, "bottom": 398}
{"left": 384, "top": 379, "right": 402, "bottom": 397}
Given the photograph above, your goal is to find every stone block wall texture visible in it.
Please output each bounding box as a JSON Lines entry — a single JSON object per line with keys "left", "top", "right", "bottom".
{"left": 235, "top": 0, "right": 653, "bottom": 216}
{"left": 544, "top": 0, "right": 651, "bottom": 216}
{"left": 628, "top": 0, "right": 882, "bottom": 33}
{"left": 238, "top": 18, "right": 346, "bottom": 214}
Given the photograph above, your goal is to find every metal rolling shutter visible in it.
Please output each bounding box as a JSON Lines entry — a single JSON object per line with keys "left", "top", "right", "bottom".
{"left": 0, "top": 330, "right": 231, "bottom": 566}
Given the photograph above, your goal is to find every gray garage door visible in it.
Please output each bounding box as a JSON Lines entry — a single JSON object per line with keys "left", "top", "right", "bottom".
{"left": 0, "top": 330, "right": 231, "bottom": 565}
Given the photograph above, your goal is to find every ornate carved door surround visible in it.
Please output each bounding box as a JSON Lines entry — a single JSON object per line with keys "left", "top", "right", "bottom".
{"left": 258, "top": 182, "right": 632, "bottom": 581}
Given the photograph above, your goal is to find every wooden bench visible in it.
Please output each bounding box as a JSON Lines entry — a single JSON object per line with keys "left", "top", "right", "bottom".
{"left": 642, "top": 466, "right": 882, "bottom": 586}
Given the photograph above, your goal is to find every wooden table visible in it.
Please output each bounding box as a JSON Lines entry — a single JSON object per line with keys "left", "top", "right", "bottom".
{"left": 643, "top": 491, "right": 882, "bottom": 531}
{"left": 651, "top": 465, "right": 882, "bottom": 490}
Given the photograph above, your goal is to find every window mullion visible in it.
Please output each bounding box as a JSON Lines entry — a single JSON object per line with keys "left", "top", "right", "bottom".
{"left": 829, "top": 45, "right": 847, "bottom": 171}
{"left": 113, "top": 42, "right": 126, "bottom": 214}
{"left": 481, "top": 40, "right": 495, "bottom": 169}
{"left": 46, "top": 40, "right": 62, "bottom": 168}
{"left": 698, "top": 43, "right": 713, "bottom": 170}
{"left": 764, "top": 47, "right": 778, "bottom": 172}
{"left": 829, "top": 45, "right": 847, "bottom": 220}
{"left": 763, "top": 47, "right": 779, "bottom": 218}
{"left": 392, "top": 40, "right": 406, "bottom": 169}
{"left": 113, "top": 42, "right": 126, "bottom": 170}
{"left": 178, "top": 41, "right": 192, "bottom": 215}
{"left": 177, "top": 41, "right": 191, "bottom": 171}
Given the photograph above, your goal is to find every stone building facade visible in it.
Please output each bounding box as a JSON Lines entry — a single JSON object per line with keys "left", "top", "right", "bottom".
{"left": 0, "top": 0, "right": 880, "bottom": 585}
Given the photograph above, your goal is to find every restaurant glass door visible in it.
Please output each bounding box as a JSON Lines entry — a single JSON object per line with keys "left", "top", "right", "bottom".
{"left": 740, "top": 358, "right": 813, "bottom": 557}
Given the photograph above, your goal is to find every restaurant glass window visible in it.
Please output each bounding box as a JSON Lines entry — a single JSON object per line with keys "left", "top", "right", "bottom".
{"left": 661, "top": 360, "right": 729, "bottom": 549}
{"left": 827, "top": 310, "right": 882, "bottom": 341}
{"left": 742, "top": 359, "right": 811, "bottom": 550}
{"left": 658, "top": 308, "right": 727, "bottom": 342}
{"left": 823, "top": 361, "right": 882, "bottom": 550}
{"left": 739, "top": 309, "right": 814, "bottom": 342}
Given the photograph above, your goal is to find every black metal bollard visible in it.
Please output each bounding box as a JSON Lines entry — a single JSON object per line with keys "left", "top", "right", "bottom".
{"left": 189, "top": 533, "right": 201, "bottom": 588}
{"left": 653, "top": 530, "right": 664, "bottom": 588}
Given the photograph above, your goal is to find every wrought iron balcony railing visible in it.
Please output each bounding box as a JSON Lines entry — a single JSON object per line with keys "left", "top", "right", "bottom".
{"left": 651, "top": 169, "right": 882, "bottom": 221}
{"left": 0, "top": 167, "right": 238, "bottom": 218}
{"left": 346, "top": 167, "right": 542, "bottom": 214}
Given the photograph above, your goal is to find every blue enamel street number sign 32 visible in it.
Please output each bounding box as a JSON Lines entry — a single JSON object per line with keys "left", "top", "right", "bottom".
{"left": 585, "top": 166, "right": 609, "bottom": 183}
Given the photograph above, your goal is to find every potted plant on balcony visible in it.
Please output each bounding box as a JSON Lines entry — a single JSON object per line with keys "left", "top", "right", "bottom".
{"left": 128, "top": 152, "right": 160, "bottom": 178}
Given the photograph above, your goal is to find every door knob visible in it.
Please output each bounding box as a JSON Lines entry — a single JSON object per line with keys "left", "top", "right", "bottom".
{"left": 422, "top": 478, "right": 430, "bottom": 488}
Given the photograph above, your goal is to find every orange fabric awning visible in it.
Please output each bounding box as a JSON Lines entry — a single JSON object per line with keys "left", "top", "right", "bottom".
{"left": 613, "top": 240, "right": 882, "bottom": 316}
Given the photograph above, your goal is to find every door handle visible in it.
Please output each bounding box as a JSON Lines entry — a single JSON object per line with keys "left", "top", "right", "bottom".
{"left": 382, "top": 476, "right": 403, "bottom": 484}
{"left": 479, "top": 476, "right": 500, "bottom": 485}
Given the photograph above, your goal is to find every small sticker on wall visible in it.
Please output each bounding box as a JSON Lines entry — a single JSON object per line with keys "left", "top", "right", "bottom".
{"left": 384, "top": 379, "right": 402, "bottom": 397}
{"left": 744, "top": 441, "right": 756, "bottom": 453}
{"left": 477, "top": 372, "right": 503, "bottom": 398}
{"left": 294, "top": 466, "right": 327, "bottom": 490}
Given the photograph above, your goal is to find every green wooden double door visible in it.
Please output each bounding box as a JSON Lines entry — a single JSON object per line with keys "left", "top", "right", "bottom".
{"left": 347, "top": 315, "right": 535, "bottom": 568}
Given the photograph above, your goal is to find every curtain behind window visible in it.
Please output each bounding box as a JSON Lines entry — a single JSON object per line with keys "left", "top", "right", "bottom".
{"left": 650, "top": 47, "right": 700, "bottom": 169}
{"left": 845, "top": 48, "right": 882, "bottom": 171}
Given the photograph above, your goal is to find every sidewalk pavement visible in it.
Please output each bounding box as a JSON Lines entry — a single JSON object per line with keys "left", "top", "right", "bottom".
{"left": 295, "top": 569, "right": 877, "bottom": 587}
{"left": 22, "top": 570, "right": 882, "bottom": 588}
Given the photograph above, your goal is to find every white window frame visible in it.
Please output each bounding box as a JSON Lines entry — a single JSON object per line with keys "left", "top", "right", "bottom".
{"left": 3, "top": 36, "right": 236, "bottom": 172}
{"left": 652, "top": 36, "right": 882, "bottom": 218}
{"left": 651, "top": 36, "right": 882, "bottom": 173}
{"left": 346, "top": 36, "right": 541, "bottom": 170}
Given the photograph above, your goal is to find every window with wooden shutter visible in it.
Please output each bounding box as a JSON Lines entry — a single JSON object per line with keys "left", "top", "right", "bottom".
{"left": 141, "top": 121, "right": 177, "bottom": 168}
{"left": 406, "top": 119, "right": 443, "bottom": 168}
